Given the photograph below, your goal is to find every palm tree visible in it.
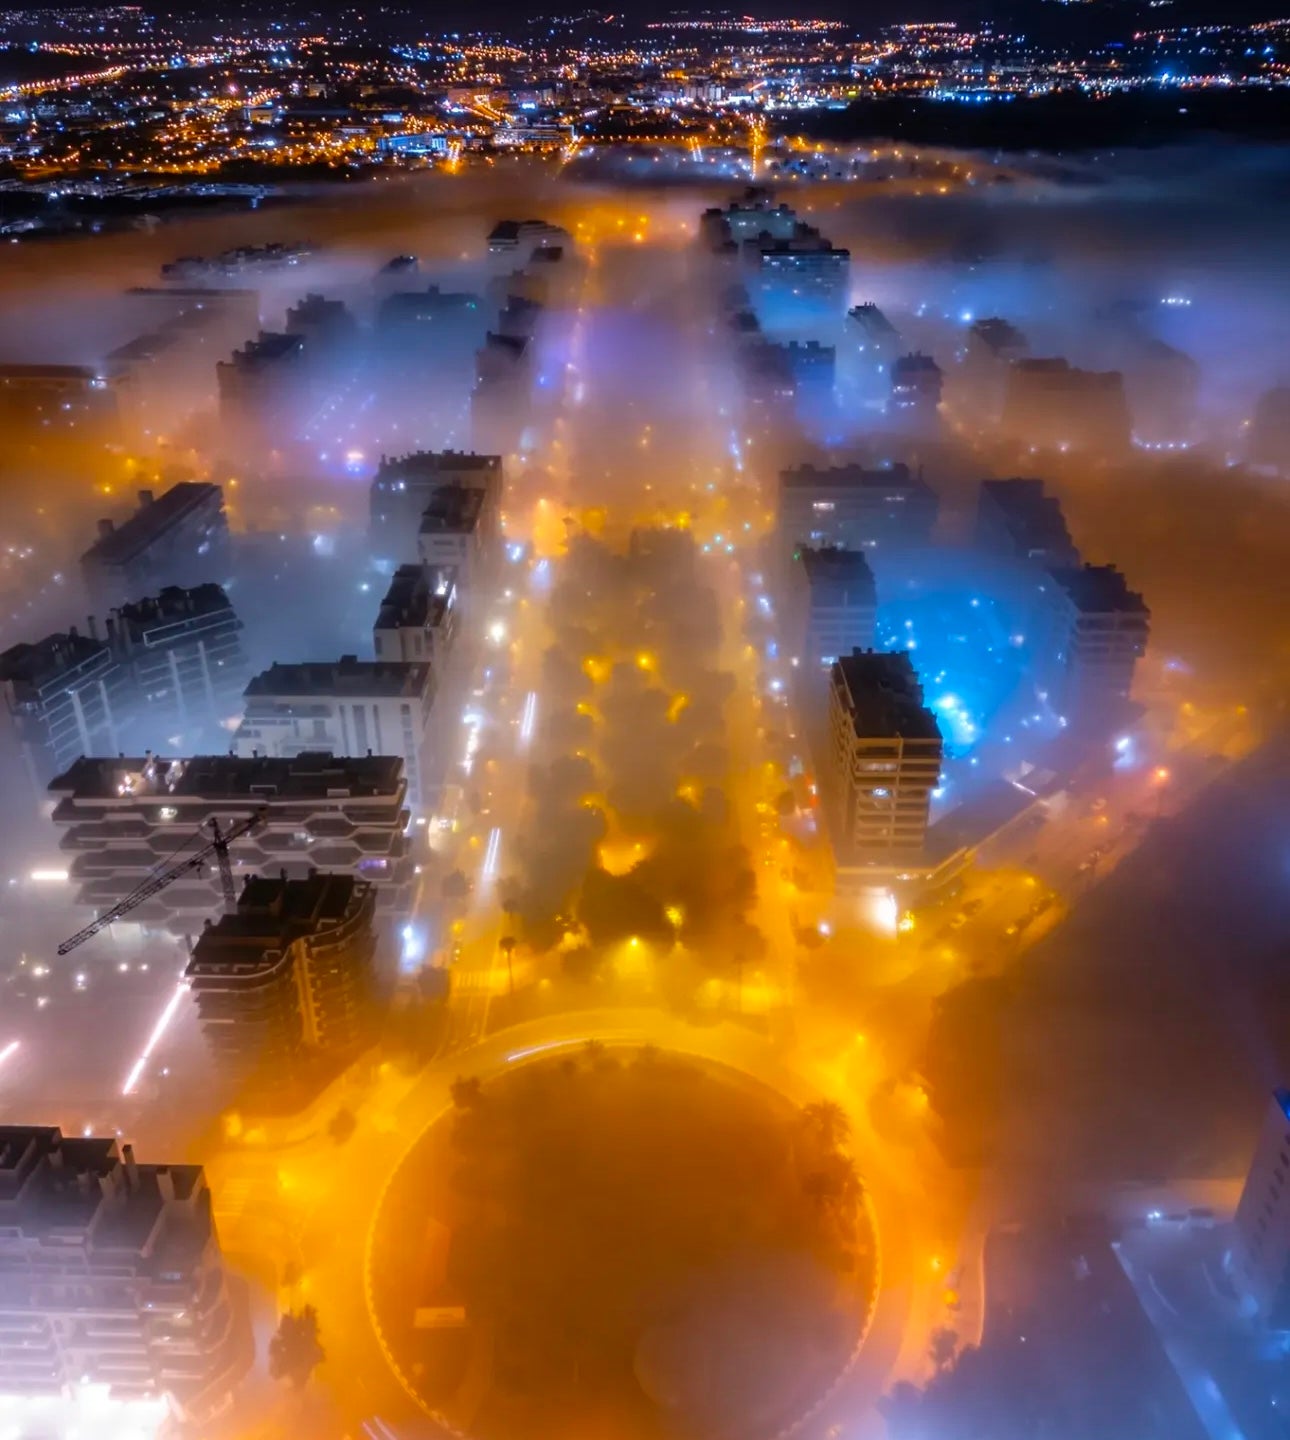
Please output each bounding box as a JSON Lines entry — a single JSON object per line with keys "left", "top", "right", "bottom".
{"left": 500, "top": 935, "right": 517, "bottom": 994}
{"left": 801, "top": 1100, "right": 850, "bottom": 1151}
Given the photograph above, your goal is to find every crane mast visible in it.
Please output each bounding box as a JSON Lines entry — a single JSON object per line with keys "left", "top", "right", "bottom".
{"left": 57, "top": 810, "right": 265, "bottom": 956}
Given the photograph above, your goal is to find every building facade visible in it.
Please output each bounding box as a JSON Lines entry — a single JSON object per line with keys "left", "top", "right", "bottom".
{"left": 0, "top": 629, "right": 126, "bottom": 787}
{"left": 778, "top": 462, "right": 938, "bottom": 560}
{"left": 49, "top": 752, "right": 413, "bottom": 933}
{"left": 976, "top": 478, "right": 1081, "bottom": 569}
{"left": 373, "top": 564, "right": 458, "bottom": 668}
{"left": 186, "top": 871, "right": 378, "bottom": 1085}
{"left": 787, "top": 547, "right": 878, "bottom": 671}
{"left": 0, "top": 1126, "right": 250, "bottom": 1422}
{"left": 1232, "top": 1089, "right": 1290, "bottom": 1325}
{"left": 369, "top": 450, "right": 502, "bottom": 563}
{"left": 1039, "top": 564, "right": 1150, "bottom": 728}
{"left": 81, "top": 483, "right": 228, "bottom": 610}
{"left": 236, "top": 657, "right": 433, "bottom": 811}
{"left": 826, "top": 649, "right": 943, "bottom": 862}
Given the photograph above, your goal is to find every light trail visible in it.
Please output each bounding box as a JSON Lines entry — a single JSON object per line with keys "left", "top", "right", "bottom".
{"left": 519, "top": 690, "right": 537, "bottom": 746}
{"left": 121, "top": 982, "right": 186, "bottom": 1096}
{"left": 481, "top": 826, "right": 502, "bottom": 881}
{"left": 0, "top": 1039, "right": 19, "bottom": 1070}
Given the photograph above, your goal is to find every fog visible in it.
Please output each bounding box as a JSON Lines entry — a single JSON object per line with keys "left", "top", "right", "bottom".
{"left": 0, "top": 140, "right": 1287, "bottom": 1440}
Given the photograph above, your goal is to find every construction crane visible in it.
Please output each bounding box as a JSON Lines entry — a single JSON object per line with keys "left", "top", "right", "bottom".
{"left": 57, "top": 810, "right": 266, "bottom": 956}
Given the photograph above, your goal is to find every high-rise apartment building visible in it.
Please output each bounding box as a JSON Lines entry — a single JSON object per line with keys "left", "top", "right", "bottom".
{"left": 976, "top": 478, "right": 1081, "bottom": 569}
{"left": 0, "top": 1126, "right": 250, "bottom": 1421}
{"left": 1001, "top": 358, "right": 1131, "bottom": 453}
{"left": 49, "top": 752, "right": 413, "bottom": 933}
{"left": 369, "top": 450, "right": 502, "bottom": 563}
{"left": 1232, "top": 1089, "right": 1290, "bottom": 1325}
{"left": 186, "top": 870, "right": 378, "bottom": 1086}
{"left": 216, "top": 331, "right": 306, "bottom": 430}
{"left": 0, "top": 628, "right": 126, "bottom": 786}
{"left": 778, "top": 462, "right": 938, "bottom": 560}
{"left": 81, "top": 483, "right": 228, "bottom": 610}
{"left": 826, "top": 649, "right": 943, "bottom": 861}
{"left": 235, "top": 657, "right": 434, "bottom": 811}
{"left": 1039, "top": 564, "right": 1150, "bottom": 728}
{"left": 889, "top": 352, "right": 943, "bottom": 416}
{"left": 416, "top": 483, "right": 495, "bottom": 596}
{"left": 373, "top": 564, "right": 459, "bottom": 667}
{"left": 107, "top": 583, "right": 248, "bottom": 739}
{"left": 786, "top": 547, "right": 878, "bottom": 671}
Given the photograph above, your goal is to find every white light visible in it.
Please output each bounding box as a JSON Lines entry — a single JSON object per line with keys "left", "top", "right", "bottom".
{"left": 519, "top": 690, "right": 537, "bottom": 746}
{"left": 488, "top": 620, "right": 507, "bottom": 645}
{"left": 0, "top": 1040, "right": 18, "bottom": 1069}
{"left": 122, "top": 982, "right": 186, "bottom": 1096}
{"left": 481, "top": 826, "right": 501, "bottom": 882}
{"left": 29, "top": 868, "right": 69, "bottom": 883}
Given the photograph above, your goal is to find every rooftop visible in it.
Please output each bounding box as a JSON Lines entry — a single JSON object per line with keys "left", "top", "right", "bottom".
{"left": 420, "top": 483, "right": 486, "bottom": 534}
{"left": 82, "top": 483, "right": 223, "bottom": 568}
{"left": 797, "top": 546, "right": 877, "bottom": 604}
{"left": 244, "top": 656, "right": 431, "bottom": 700}
{"left": 375, "top": 449, "right": 500, "bottom": 485}
{"left": 223, "top": 331, "right": 305, "bottom": 367}
{"left": 187, "top": 871, "right": 366, "bottom": 979}
{"left": 112, "top": 582, "right": 236, "bottom": 632}
{"left": 1013, "top": 357, "right": 1124, "bottom": 390}
{"left": 1048, "top": 563, "right": 1149, "bottom": 616}
{"left": 374, "top": 564, "right": 455, "bottom": 631}
{"left": 832, "top": 649, "right": 942, "bottom": 743}
{"left": 969, "top": 316, "right": 1028, "bottom": 355}
{"left": 0, "top": 630, "right": 109, "bottom": 689}
{"left": 49, "top": 751, "right": 406, "bottom": 803}
{"left": 0, "top": 362, "right": 103, "bottom": 382}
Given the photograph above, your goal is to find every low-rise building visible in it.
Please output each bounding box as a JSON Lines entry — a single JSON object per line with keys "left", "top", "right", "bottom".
{"left": 0, "top": 1126, "right": 251, "bottom": 1422}
{"left": 49, "top": 752, "right": 413, "bottom": 933}
{"left": 826, "top": 649, "right": 943, "bottom": 863}
{"left": 235, "top": 657, "right": 434, "bottom": 811}
{"left": 186, "top": 870, "right": 378, "bottom": 1087}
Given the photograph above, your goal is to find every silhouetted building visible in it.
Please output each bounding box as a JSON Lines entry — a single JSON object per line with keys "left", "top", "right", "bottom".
{"left": 486, "top": 218, "right": 569, "bottom": 257}
{"left": 1001, "top": 358, "right": 1131, "bottom": 453}
{"left": 1232, "top": 1088, "right": 1290, "bottom": 1326}
{"left": 369, "top": 450, "right": 502, "bottom": 563}
{"left": 826, "top": 649, "right": 942, "bottom": 861}
{"left": 0, "top": 1126, "right": 250, "bottom": 1421}
{"left": 1124, "top": 338, "right": 1199, "bottom": 447}
{"left": 283, "top": 293, "right": 356, "bottom": 350}
{"left": 967, "top": 317, "right": 1028, "bottom": 365}
{"left": 1039, "top": 564, "right": 1149, "bottom": 727}
{"left": 847, "top": 302, "right": 900, "bottom": 359}
{"left": 186, "top": 870, "right": 378, "bottom": 1085}
{"left": 235, "top": 657, "right": 434, "bottom": 810}
{"left": 1249, "top": 386, "right": 1290, "bottom": 473}
{"left": 787, "top": 547, "right": 878, "bottom": 671}
{"left": 976, "top": 478, "right": 1081, "bottom": 568}
{"left": 373, "top": 564, "right": 458, "bottom": 667}
{"left": 50, "top": 752, "right": 413, "bottom": 932}
{"left": 701, "top": 191, "right": 799, "bottom": 248}
{"left": 0, "top": 627, "right": 126, "bottom": 786}
{"left": 216, "top": 331, "right": 306, "bottom": 428}
{"left": 890, "top": 351, "right": 943, "bottom": 416}
{"left": 778, "top": 462, "right": 938, "bottom": 558}
{"left": 82, "top": 483, "right": 228, "bottom": 609}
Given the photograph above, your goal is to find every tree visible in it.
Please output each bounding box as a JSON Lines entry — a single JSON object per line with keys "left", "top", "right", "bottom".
{"left": 450, "top": 1075, "right": 484, "bottom": 1111}
{"left": 268, "top": 1306, "right": 324, "bottom": 1389}
{"left": 441, "top": 869, "right": 472, "bottom": 902}
{"left": 801, "top": 1100, "right": 851, "bottom": 1151}
{"left": 500, "top": 935, "right": 517, "bottom": 993}
{"left": 326, "top": 1107, "right": 356, "bottom": 1145}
